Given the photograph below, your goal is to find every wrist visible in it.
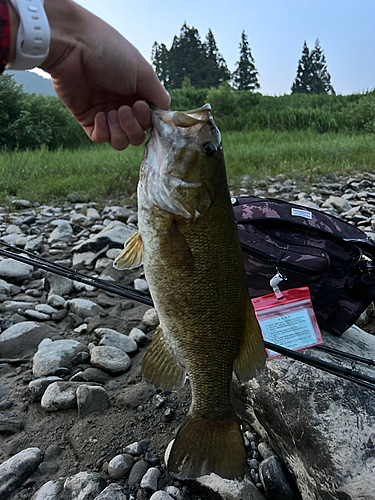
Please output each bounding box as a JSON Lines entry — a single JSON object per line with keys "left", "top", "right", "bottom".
{"left": 5, "top": 0, "right": 19, "bottom": 64}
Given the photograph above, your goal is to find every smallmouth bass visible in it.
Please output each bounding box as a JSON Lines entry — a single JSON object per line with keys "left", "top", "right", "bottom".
{"left": 114, "top": 104, "right": 265, "bottom": 480}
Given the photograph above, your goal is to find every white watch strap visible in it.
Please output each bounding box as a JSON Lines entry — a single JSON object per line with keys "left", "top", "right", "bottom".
{"left": 6, "top": 0, "right": 50, "bottom": 70}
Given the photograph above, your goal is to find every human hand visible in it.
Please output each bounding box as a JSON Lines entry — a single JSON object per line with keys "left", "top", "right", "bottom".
{"left": 36, "top": 0, "right": 170, "bottom": 150}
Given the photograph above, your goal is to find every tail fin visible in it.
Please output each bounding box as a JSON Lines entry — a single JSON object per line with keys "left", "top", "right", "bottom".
{"left": 167, "top": 413, "right": 246, "bottom": 480}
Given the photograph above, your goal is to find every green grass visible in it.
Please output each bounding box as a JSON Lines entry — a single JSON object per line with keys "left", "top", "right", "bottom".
{"left": 0, "top": 130, "right": 374, "bottom": 204}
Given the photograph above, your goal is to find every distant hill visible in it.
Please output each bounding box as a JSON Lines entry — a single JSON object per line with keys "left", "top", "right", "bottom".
{"left": 4, "top": 70, "right": 56, "bottom": 96}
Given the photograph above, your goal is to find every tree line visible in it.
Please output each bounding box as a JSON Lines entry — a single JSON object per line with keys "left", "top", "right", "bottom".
{"left": 152, "top": 23, "right": 334, "bottom": 94}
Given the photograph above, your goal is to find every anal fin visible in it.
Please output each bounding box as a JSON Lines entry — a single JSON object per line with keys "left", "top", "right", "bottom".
{"left": 234, "top": 299, "right": 266, "bottom": 383}
{"left": 142, "top": 326, "right": 186, "bottom": 391}
{"left": 113, "top": 230, "right": 143, "bottom": 270}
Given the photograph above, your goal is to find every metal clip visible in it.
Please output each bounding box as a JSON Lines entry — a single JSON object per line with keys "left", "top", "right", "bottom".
{"left": 270, "top": 268, "right": 287, "bottom": 299}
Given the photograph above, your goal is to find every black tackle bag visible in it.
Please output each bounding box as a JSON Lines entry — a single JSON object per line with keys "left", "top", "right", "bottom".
{"left": 233, "top": 196, "right": 375, "bottom": 336}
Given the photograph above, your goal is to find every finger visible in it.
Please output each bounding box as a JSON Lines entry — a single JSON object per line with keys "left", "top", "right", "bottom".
{"left": 108, "top": 109, "right": 129, "bottom": 151}
{"left": 138, "top": 64, "right": 171, "bottom": 111}
{"left": 85, "top": 112, "right": 110, "bottom": 144}
{"left": 118, "top": 105, "right": 147, "bottom": 147}
{"left": 133, "top": 100, "right": 151, "bottom": 130}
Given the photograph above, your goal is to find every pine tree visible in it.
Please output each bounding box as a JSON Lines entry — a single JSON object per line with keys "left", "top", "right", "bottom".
{"left": 291, "top": 39, "right": 335, "bottom": 94}
{"left": 204, "top": 29, "right": 231, "bottom": 87}
{"left": 233, "top": 31, "right": 260, "bottom": 91}
{"left": 151, "top": 42, "right": 169, "bottom": 87}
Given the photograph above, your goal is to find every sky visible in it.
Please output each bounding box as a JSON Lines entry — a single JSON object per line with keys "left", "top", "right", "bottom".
{"left": 36, "top": 0, "right": 375, "bottom": 96}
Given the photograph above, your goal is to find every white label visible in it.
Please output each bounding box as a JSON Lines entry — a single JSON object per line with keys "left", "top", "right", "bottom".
{"left": 291, "top": 208, "right": 312, "bottom": 219}
{"left": 259, "top": 309, "right": 320, "bottom": 358}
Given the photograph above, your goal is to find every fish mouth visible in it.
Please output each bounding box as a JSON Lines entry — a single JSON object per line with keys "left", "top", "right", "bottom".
{"left": 151, "top": 104, "right": 212, "bottom": 132}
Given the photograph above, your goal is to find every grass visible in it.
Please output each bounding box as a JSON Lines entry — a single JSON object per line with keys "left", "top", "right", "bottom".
{"left": 0, "top": 130, "right": 374, "bottom": 204}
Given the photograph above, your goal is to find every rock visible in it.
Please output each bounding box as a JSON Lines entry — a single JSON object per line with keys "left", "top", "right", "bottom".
{"left": 196, "top": 474, "right": 266, "bottom": 500}
{"left": 47, "top": 294, "right": 67, "bottom": 309}
{"left": 322, "top": 195, "right": 352, "bottom": 213}
{"left": 30, "top": 480, "right": 64, "bottom": 500}
{"left": 134, "top": 278, "right": 149, "bottom": 292}
{"left": 24, "top": 235, "right": 43, "bottom": 252}
{"left": 94, "top": 483, "right": 128, "bottom": 500}
{"left": 116, "top": 207, "right": 132, "bottom": 222}
{"left": 128, "top": 459, "right": 150, "bottom": 487}
{"left": 41, "top": 381, "right": 78, "bottom": 411}
{"left": 164, "top": 486, "right": 190, "bottom": 500}
{"left": 129, "top": 327, "right": 149, "bottom": 346}
{"left": 86, "top": 314, "right": 130, "bottom": 335}
{"left": 96, "top": 327, "right": 138, "bottom": 354}
{"left": 36, "top": 304, "right": 57, "bottom": 315}
{"left": 0, "top": 321, "right": 54, "bottom": 358}
{"left": 108, "top": 454, "right": 135, "bottom": 479}
{"left": 90, "top": 345, "right": 131, "bottom": 375}
{"left": 28, "top": 376, "right": 63, "bottom": 398}
{"left": 0, "top": 279, "right": 10, "bottom": 295}
{"left": 72, "top": 220, "right": 134, "bottom": 253}
{"left": 82, "top": 367, "right": 111, "bottom": 384}
{"left": 0, "top": 258, "right": 34, "bottom": 284}
{"left": 244, "top": 325, "right": 375, "bottom": 500}
{"left": 150, "top": 493, "right": 173, "bottom": 500}
{"left": 33, "top": 338, "right": 88, "bottom": 377}
{"left": 48, "top": 223, "right": 74, "bottom": 244}
{"left": 77, "top": 384, "right": 109, "bottom": 416}
{"left": 143, "top": 308, "right": 159, "bottom": 328}
{"left": 70, "top": 211, "right": 94, "bottom": 227}
{"left": 24, "top": 309, "right": 51, "bottom": 321}
{"left": 258, "top": 456, "right": 294, "bottom": 500}
{"left": 117, "top": 382, "right": 156, "bottom": 409}
{"left": 63, "top": 471, "right": 105, "bottom": 500}
{"left": 45, "top": 272, "right": 74, "bottom": 297}
{"left": 68, "top": 298, "right": 103, "bottom": 319}
{"left": 258, "top": 443, "right": 276, "bottom": 460}
{"left": 0, "top": 417, "right": 23, "bottom": 435}
{"left": 140, "top": 467, "right": 161, "bottom": 491}
{"left": 0, "top": 447, "right": 41, "bottom": 500}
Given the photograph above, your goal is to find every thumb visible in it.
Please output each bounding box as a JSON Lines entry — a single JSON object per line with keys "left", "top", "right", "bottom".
{"left": 138, "top": 68, "right": 170, "bottom": 111}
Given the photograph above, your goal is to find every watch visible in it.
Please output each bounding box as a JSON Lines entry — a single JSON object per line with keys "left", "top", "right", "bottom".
{"left": 5, "top": 0, "right": 50, "bottom": 70}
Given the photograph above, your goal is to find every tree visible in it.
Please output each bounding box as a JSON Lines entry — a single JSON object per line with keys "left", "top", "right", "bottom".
{"left": 151, "top": 23, "right": 230, "bottom": 89}
{"left": 291, "top": 39, "right": 334, "bottom": 94}
{"left": 204, "top": 29, "right": 231, "bottom": 87}
{"left": 233, "top": 31, "right": 260, "bottom": 91}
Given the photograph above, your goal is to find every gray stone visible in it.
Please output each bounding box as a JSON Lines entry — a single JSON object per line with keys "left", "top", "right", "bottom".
{"left": 150, "top": 493, "right": 173, "bottom": 500}
{"left": 30, "top": 479, "right": 64, "bottom": 500}
{"left": 0, "top": 447, "right": 41, "bottom": 499}
{"left": 45, "top": 272, "right": 74, "bottom": 296}
{"left": 140, "top": 467, "right": 161, "bottom": 491}
{"left": 87, "top": 208, "right": 101, "bottom": 221}
{"left": 72, "top": 220, "right": 134, "bottom": 253}
{"left": 117, "top": 382, "right": 156, "bottom": 409}
{"left": 108, "top": 454, "right": 135, "bottom": 479}
{"left": 63, "top": 471, "right": 105, "bottom": 500}
{"left": 90, "top": 345, "right": 131, "bottom": 375}
{"left": 164, "top": 486, "right": 190, "bottom": 500}
{"left": 96, "top": 327, "right": 138, "bottom": 354}
{"left": 196, "top": 474, "right": 265, "bottom": 500}
{"left": 1, "top": 299, "right": 37, "bottom": 311}
{"left": 36, "top": 304, "right": 58, "bottom": 315}
{"left": 48, "top": 223, "right": 74, "bottom": 244}
{"left": 69, "top": 298, "right": 102, "bottom": 319}
{"left": 72, "top": 251, "right": 96, "bottom": 269}
{"left": 128, "top": 459, "right": 150, "bottom": 487}
{"left": 244, "top": 325, "right": 375, "bottom": 500}
{"left": 70, "top": 211, "right": 94, "bottom": 227}
{"left": 29, "top": 376, "right": 63, "bottom": 398}
{"left": 0, "top": 321, "right": 55, "bottom": 358}
{"left": 33, "top": 338, "right": 88, "bottom": 378}
{"left": 322, "top": 195, "right": 352, "bottom": 213}
{"left": 0, "top": 279, "right": 10, "bottom": 295}
{"left": 86, "top": 314, "right": 130, "bottom": 335}
{"left": 24, "top": 235, "right": 43, "bottom": 252}
{"left": 77, "top": 384, "right": 109, "bottom": 416}
{"left": 258, "top": 456, "right": 293, "bottom": 500}
{"left": 143, "top": 308, "right": 159, "bottom": 328}
{"left": 24, "top": 309, "right": 50, "bottom": 321}
{"left": 134, "top": 278, "right": 149, "bottom": 292}
{"left": 82, "top": 367, "right": 111, "bottom": 384}
{"left": 129, "top": 327, "right": 149, "bottom": 346}
{"left": 258, "top": 443, "right": 276, "bottom": 460}
{"left": 94, "top": 483, "right": 128, "bottom": 500}
{"left": 41, "top": 382, "right": 79, "bottom": 411}
{"left": 0, "top": 258, "right": 34, "bottom": 284}
{"left": 47, "top": 294, "right": 67, "bottom": 309}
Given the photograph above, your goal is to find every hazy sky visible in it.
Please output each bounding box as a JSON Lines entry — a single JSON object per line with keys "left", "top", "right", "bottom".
{"left": 44, "top": 1, "right": 375, "bottom": 95}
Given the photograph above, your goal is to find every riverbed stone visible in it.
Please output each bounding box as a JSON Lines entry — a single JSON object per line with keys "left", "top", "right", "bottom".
{"left": 45, "top": 272, "right": 74, "bottom": 297}
{"left": 30, "top": 479, "right": 64, "bottom": 500}
{"left": 41, "top": 381, "right": 78, "bottom": 411}
{"left": 94, "top": 483, "right": 128, "bottom": 500}
{"left": 96, "top": 327, "right": 138, "bottom": 354}
{"left": 33, "top": 338, "right": 88, "bottom": 378}
{"left": 76, "top": 384, "right": 109, "bottom": 416}
{"left": 0, "top": 258, "right": 34, "bottom": 284}
{"left": 0, "top": 447, "right": 41, "bottom": 499}
{"left": 63, "top": 471, "right": 105, "bottom": 500}
{"left": 107, "top": 454, "right": 134, "bottom": 479}
{"left": 90, "top": 345, "right": 131, "bottom": 375}
{"left": 0, "top": 321, "right": 55, "bottom": 358}
{"left": 28, "top": 376, "right": 63, "bottom": 398}
{"left": 48, "top": 223, "right": 74, "bottom": 244}
{"left": 68, "top": 298, "right": 102, "bottom": 319}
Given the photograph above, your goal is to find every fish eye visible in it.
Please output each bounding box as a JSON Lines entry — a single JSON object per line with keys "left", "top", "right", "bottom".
{"left": 202, "top": 142, "right": 216, "bottom": 157}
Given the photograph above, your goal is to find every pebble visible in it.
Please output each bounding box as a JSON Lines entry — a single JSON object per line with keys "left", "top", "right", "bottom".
{"left": 258, "top": 442, "right": 276, "bottom": 459}
{"left": 30, "top": 480, "right": 64, "bottom": 500}
{"left": 140, "top": 467, "right": 161, "bottom": 491}
{"left": 259, "top": 456, "right": 294, "bottom": 500}
{"left": 41, "top": 381, "right": 78, "bottom": 411}
{"left": 149, "top": 493, "right": 173, "bottom": 500}
{"left": 33, "top": 338, "right": 88, "bottom": 378}
{"left": 108, "top": 454, "right": 135, "bottom": 479}
{"left": 143, "top": 308, "right": 159, "bottom": 328}
{"left": 28, "top": 376, "right": 63, "bottom": 398}
{"left": 96, "top": 327, "right": 138, "bottom": 354}
{"left": 24, "top": 309, "right": 51, "bottom": 321}
{"left": 47, "top": 293, "right": 67, "bottom": 308}
{"left": 94, "top": 483, "right": 128, "bottom": 500}
{"left": 0, "top": 448, "right": 41, "bottom": 499}
{"left": 134, "top": 278, "right": 149, "bottom": 292}
{"left": 128, "top": 459, "right": 150, "bottom": 486}
{"left": 90, "top": 345, "right": 131, "bottom": 375}
{"left": 63, "top": 471, "right": 106, "bottom": 499}
{"left": 82, "top": 367, "right": 111, "bottom": 384}
{"left": 0, "top": 258, "right": 34, "bottom": 284}
{"left": 165, "top": 486, "right": 190, "bottom": 500}
{"left": 68, "top": 298, "right": 102, "bottom": 318}
{"left": 129, "top": 327, "right": 149, "bottom": 346}
{"left": 76, "top": 384, "right": 110, "bottom": 416}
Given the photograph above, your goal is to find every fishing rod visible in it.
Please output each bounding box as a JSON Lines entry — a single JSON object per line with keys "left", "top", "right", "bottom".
{"left": 1, "top": 242, "right": 374, "bottom": 389}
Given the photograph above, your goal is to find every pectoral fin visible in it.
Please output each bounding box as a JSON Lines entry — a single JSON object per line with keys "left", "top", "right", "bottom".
{"left": 113, "top": 230, "right": 143, "bottom": 270}
{"left": 234, "top": 300, "right": 266, "bottom": 383}
{"left": 142, "top": 326, "right": 186, "bottom": 391}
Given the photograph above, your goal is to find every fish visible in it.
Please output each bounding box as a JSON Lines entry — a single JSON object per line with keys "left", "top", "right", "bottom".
{"left": 114, "top": 104, "right": 266, "bottom": 480}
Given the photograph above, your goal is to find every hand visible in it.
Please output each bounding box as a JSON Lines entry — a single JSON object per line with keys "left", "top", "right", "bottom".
{"left": 10, "top": 0, "right": 170, "bottom": 150}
